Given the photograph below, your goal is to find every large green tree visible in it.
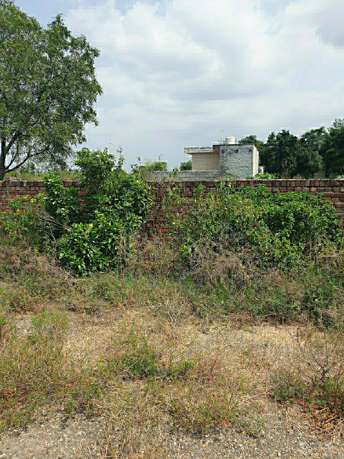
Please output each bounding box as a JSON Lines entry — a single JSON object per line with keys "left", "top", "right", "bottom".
{"left": 263, "top": 130, "right": 322, "bottom": 178}
{"left": 320, "top": 120, "right": 344, "bottom": 177}
{"left": 0, "top": 1, "right": 102, "bottom": 179}
{"left": 263, "top": 131, "right": 299, "bottom": 177}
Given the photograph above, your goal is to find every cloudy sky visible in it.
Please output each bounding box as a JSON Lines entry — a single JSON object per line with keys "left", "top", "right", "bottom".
{"left": 15, "top": 0, "right": 344, "bottom": 168}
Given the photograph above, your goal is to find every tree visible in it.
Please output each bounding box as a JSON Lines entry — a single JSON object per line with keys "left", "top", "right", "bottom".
{"left": 263, "top": 131, "right": 299, "bottom": 177}
{"left": 320, "top": 120, "right": 344, "bottom": 177}
{"left": 180, "top": 160, "right": 192, "bottom": 170}
{"left": 294, "top": 147, "right": 323, "bottom": 179}
{"left": 0, "top": 1, "right": 102, "bottom": 179}
{"left": 262, "top": 130, "right": 322, "bottom": 178}
{"left": 137, "top": 161, "right": 168, "bottom": 172}
{"left": 238, "top": 135, "right": 265, "bottom": 151}
{"left": 300, "top": 127, "right": 327, "bottom": 153}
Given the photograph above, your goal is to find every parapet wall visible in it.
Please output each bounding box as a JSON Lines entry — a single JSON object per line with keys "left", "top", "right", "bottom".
{"left": 1, "top": 179, "right": 344, "bottom": 235}
{"left": 145, "top": 179, "right": 344, "bottom": 237}
{"left": 0, "top": 180, "right": 79, "bottom": 210}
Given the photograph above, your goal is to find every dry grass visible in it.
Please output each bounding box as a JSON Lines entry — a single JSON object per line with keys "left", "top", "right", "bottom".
{"left": 1, "top": 238, "right": 344, "bottom": 457}
{"left": 271, "top": 327, "right": 344, "bottom": 429}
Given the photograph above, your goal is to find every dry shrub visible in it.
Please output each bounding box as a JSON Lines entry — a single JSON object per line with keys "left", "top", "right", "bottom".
{"left": 165, "top": 374, "right": 251, "bottom": 435}
{"left": 272, "top": 327, "right": 344, "bottom": 420}
{"left": 0, "top": 282, "right": 36, "bottom": 313}
{"left": 127, "top": 238, "right": 178, "bottom": 276}
{"left": 0, "top": 242, "right": 72, "bottom": 312}
{"left": 87, "top": 387, "right": 169, "bottom": 459}
{"left": 189, "top": 244, "right": 251, "bottom": 288}
{"left": 0, "top": 311, "right": 103, "bottom": 431}
{"left": 74, "top": 273, "right": 194, "bottom": 324}
{"left": 162, "top": 353, "right": 257, "bottom": 435}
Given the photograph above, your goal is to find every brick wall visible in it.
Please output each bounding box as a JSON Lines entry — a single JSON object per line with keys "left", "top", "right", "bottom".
{"left": 0, "top": 180, "right": 80, "bottom": 210}
{"left": 1, "top": 179, "right": 344, "bottom": 235}
{"left": 145, "top": 179, "right": 344, "bottom": 237}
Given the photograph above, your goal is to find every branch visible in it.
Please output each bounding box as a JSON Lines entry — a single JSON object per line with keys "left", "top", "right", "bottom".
{"left": 5, "top": 131, "right": 22, "bottom": 155}
{"left": 6, "top": 143, "right": 25, "bottom": 169}
{"left": 6, "top": 146, "right": 50, "bottom": 172}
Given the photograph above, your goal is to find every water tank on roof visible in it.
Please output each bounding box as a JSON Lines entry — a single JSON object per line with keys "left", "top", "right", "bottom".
{"left": 224, "top": 136, "right": 237, "bottom": 145}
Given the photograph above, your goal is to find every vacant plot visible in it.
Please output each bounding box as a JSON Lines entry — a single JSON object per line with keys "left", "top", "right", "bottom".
{"left": 1, "top": 167, "right": 344, "bottom": 458}
{"left": 0, "top": 241, "right": 344, "bottom": 459}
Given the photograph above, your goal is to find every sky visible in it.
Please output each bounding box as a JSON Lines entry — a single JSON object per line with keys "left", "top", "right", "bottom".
{"left": 14, "top": 0, "right": 344, "bottom": 168}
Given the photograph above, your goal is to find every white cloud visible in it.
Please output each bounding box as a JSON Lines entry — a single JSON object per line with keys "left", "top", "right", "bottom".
{"left": 65, "top": 0, "right": 344, "bottom": 167}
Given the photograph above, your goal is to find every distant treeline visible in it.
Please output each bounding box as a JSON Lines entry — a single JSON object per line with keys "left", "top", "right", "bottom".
{"left": 238, "top": 119, "right": 344, "bottom": 178}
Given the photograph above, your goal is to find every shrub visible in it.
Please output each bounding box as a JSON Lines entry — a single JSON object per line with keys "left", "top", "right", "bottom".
{"left": 0, "top": 195, "right": 48, "bottom": 247}
{"left": 43, "top": 172, "right": 80, "bottom": 230}
{"left": 180, "top": 160, "right": 192, "bottom": 171}
{"left": 271, "top": 328, "right": 344, "bottom": 419}
{"left": 42, "top": 149, "right": 152, "bottom": 275}
{"left": 167, "top": 185, "right": 342, "bottom": 273}
{"left": 58, "top": 214, "right": 131, "bottom": 276}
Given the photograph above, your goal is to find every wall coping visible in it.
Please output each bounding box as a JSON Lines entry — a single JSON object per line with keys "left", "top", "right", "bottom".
{"left": 1, "top": 178, "right": 344, "bottom": 187}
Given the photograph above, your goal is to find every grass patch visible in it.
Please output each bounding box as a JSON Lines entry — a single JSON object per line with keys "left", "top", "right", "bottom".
{"left": 0, "top": 311, "right": 103, "bottom": 431}
{"left": 271, "top": 327, "right": 344, "bottom": 420}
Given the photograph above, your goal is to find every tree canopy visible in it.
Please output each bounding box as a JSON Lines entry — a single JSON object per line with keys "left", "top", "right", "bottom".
{"left": 0, "top": 0, "right": 102, "bottom": 179}
{"left": 320, "top": 120, "right": 344, "bottom": 177}
{"left": 239, "top": 120, "right": 344, "bottom": 178}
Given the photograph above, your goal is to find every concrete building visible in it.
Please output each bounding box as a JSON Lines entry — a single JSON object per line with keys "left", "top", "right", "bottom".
{"left": 184, "top": 137, "right": 259, "bottom": 179}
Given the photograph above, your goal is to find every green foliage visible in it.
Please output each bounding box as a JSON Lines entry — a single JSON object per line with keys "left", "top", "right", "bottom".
{"left": 58, "top": 215, "right": 130, "bottom": 276}
{"left": 239, "top": 135, "right": 266, "bottom": 153}
{"left": 43, "top": 172, "right": 79, "bottom": 229}
{"left": 103, "top": 332, "right": 195, "bottom": 381}
{"left": 168, "top": 185, "right": 342, "bottom": 272}
{"left": 139, "top": 161, "right": 168, "bottom": 172}
{"left": 180, "top": 160, "right": 192, "bottom": 171}
{"left": 0, "top": 195, "right": 48, "bottom": 246}
{"left": 43, "top": 149, "right": 152, "bottom": 276}
{"left": 263, "top": 130, "right": 322, "bottom": 178}
{"left": 114, "top": 334, "right": 159, "bottom": 379}
{"left": 252, "top": 172, "right": 278, "bottom": 179}
{"left": 76, "top": 148, "right": 117, "bottom": 197}
{"left": 320, "top": 120, "right": 344, "bottom": 177}
{"left": 0, "top": 1, "right": 102, "bottom": 179}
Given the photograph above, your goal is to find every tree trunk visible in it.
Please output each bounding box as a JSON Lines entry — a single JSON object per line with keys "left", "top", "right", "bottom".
{"left": 0, "top": 138, "right": 6, "bottom": 180}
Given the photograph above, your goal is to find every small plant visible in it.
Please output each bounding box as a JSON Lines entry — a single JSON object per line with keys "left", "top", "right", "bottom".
{"left": 112, "top": 333, "right": 160, "bottom": 379}
{"left": 102, "top": 332, "right": 196, "bottom": 382}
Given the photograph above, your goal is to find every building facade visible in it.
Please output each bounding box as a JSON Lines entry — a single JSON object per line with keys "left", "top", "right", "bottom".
{"left": 184, "top": 138, "right": 259, "bottom": 179}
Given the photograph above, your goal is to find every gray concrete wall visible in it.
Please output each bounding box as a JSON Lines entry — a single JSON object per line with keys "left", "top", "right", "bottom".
{"left": 217, "top": 145, "right": 258, "bottom": 178}
{"left": 192, "top": 152, "right": 220, "bottom": 171}
{"left": 146, "top": 171, "right": 226, "bottom": 182}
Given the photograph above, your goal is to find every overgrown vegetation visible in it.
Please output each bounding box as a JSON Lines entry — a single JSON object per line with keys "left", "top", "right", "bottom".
{"left": 0, "top": 149, "right": 152, "bottom": 276}
{"left": 1, "top": 150, "right": 344, "bottom": 455}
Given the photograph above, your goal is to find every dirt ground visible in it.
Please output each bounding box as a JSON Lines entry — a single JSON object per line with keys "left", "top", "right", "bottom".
{"left": 1, "top": 310, "right": 344, "bottom": 459}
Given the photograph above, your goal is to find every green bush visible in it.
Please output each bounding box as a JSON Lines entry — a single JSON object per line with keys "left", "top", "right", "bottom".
{"left": 168, "top": 185, "right": 342, "bottom": 272}
{"left": 58, "top": 213, "right": 132, "bottom": 276}
{"left": 44, "top": 172, "right": 80, "bottom": 230}
{"left": 0, "top": 195, "right": 49, "bottom": 247}
{"left": 42, "top": 149, "right": 152, "bottom": 276}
